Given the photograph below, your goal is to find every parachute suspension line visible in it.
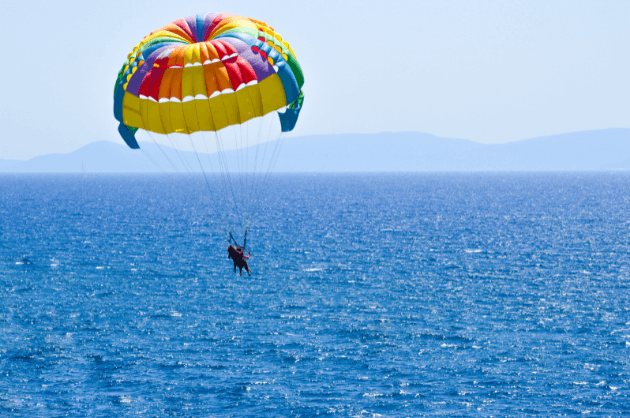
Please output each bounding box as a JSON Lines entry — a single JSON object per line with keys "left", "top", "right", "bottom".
{"left": 149, "top": 107, "right": 219, "bottom": 239}
{"left": 165, "top": 133, "right": 197, "bottom": 177}
{"left": 151, "top": 109, "right": 196, "bottom": 180}
{"left": 250, "top": 131, "right": 288, "bottom": 223}
{"left": 249, "top": 116, "right": 264, "bottom": 193}
{"left": 159, "top": 98, "right": 220, "bottom": 212}
{"left": 138, "top": 146, "right": 206, "bottom": 225}
{"left": 234, "top": 123, "right": 245, "bottom": 227}
{"left": 145, "top": 131, "right": 200, "bottom": 197}
{"left": 228, "top": 231, "right": 239, "bottom": 247}
{"left": 247, "top": 120, "right": 256, "bottom": 228}
{"left": 268, "top": 133, "right": 288, "bottom": 180}
{"left": 245, "top": 120, "right": 250, "bottom": 204}
{"left": 200, "top": 130, "right": 234, "bottom": 236}
{"left": 139, "top": 144, "right": 162, "bottom": 170}
{"left": 259, "top": 133, "right": 286, "bottom": 197}
{"left": 214, "top": 129, "right": 245, "bottom": 231}
{"left": 245, "top": 114, "right": 283, "bottom": 226}
{"left": 241, "top": 123, "right": 249, "bottom": 229}
{"left": 209, "top": 135, "right": 239, "bottom": 235}
{"left": 244, "top": 112, "right": 277, "bottom": 225}
{"left": 146, "top": 108, "right": 203, "bottom": 202}
{"left": 164, "top": 133, "right": 210, "bottom": 205}
{"left": 265, "top": 133, "right": 288, "bottom": 182}
{"left": 241, "top": 83, "right": 263, "bottom": 227}
{"left": 185, "top": 133, "right": 230, "bottom": 238}
{"left": 250, "top": 112, "right": 277, "bottom": 211}
{"left": 241, "top": 123, "right": 249, "bottom": 225}
{"left": 227, "top": 228, "right": 248, "bottom": 250}
{"left": 140, "top": 148, "right": 212, "bottom": 247}
{"left": 213, "top": 129, "right": 238, "bottom": 235}
{"left": 235, "top": 124, "right": 246, "bottom": 227}
{"left": 229, "top": 125, "right": 241, "bottom": 197}
{"left": 144, "top": 132, "right": 222, "bottom": 238}
{"left": 188, "top": 98, "right": 235, "bottom": 240}
{"left": 239, "top": 109, "right": 275, "bottom": 247}
{"left": 226, "top": 113, "right": 266, "bottom": 247}
{"left": 142, "top": 105, "right": 217, "bottom": 238}
{"left": 246, "top": 114, "right": 266, "bottom": 222}
{"left": 222, "top": 127, "right": 247, "bottom": 231}
{"left": 214, "top": 130, "right": 240, "bottom": 229}
{"left": 227, "top": 229, "right": 248, "bottom": 251}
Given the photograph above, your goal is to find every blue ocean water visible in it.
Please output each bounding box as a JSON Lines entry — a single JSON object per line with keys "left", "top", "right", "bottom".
{"left": 1, "top": 173, "right": 629, "bottom": 417}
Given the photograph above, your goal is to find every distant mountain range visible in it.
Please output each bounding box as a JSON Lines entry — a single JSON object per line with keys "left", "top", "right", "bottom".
{"left": 1, "top": 129, "right": 629, "bottom": 173}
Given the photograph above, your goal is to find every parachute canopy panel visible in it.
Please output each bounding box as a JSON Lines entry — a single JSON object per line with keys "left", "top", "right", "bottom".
{"left": 113, "top": 13, "right": 304, "bottom": 144}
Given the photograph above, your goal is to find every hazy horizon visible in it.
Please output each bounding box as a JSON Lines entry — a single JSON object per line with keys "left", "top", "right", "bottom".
{"left": 2, "top": 129, "right": 629, "bottom": 173}
{"left": 3, "top": 127, "right": 629, "bottom": 162}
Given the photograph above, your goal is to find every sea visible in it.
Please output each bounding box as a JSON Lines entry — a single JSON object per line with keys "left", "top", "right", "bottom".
{"left": 1, "top": 173, "right": 629, "bottom": 417}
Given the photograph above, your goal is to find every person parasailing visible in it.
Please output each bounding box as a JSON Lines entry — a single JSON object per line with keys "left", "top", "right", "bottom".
{"left": 227, "top": 244, "right": 251, "bottom": 276}
{"left": 113, "top": 13, "right": 305, "bottom": 266}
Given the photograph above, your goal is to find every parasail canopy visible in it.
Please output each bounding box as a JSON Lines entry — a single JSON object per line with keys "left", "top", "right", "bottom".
{"left": 114, "top": 13, "right": 304, "bottom": 150}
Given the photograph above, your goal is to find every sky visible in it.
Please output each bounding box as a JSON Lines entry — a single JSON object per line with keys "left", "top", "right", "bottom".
{"left": 1, "top": 0, "right": 628, "bottom": 159}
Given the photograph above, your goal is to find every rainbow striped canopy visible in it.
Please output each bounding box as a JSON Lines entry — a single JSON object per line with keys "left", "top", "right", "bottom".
{"left": 114, "top": 13, "right": 304, "bottom": 149}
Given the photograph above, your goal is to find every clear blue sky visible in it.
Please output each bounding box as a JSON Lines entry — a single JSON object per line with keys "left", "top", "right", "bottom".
{"left": 2, "top": 0, "right": 628, "bottom": 159}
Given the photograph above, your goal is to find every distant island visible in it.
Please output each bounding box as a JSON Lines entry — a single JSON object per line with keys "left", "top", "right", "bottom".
{"left": 1, "top": 129, "right": 629, "bottom": 173}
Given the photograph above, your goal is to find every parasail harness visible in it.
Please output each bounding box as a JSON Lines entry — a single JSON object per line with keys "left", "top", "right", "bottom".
{"left": 228, "top": 228, "right": 248, "bottom": 251}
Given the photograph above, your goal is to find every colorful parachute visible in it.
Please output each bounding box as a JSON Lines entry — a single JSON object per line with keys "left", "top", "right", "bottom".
{"left": 113, "top": 13, "right": 305, "bottom": 248}
{"left": 114, "top": 13, "right": 304, "bottom": 148}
